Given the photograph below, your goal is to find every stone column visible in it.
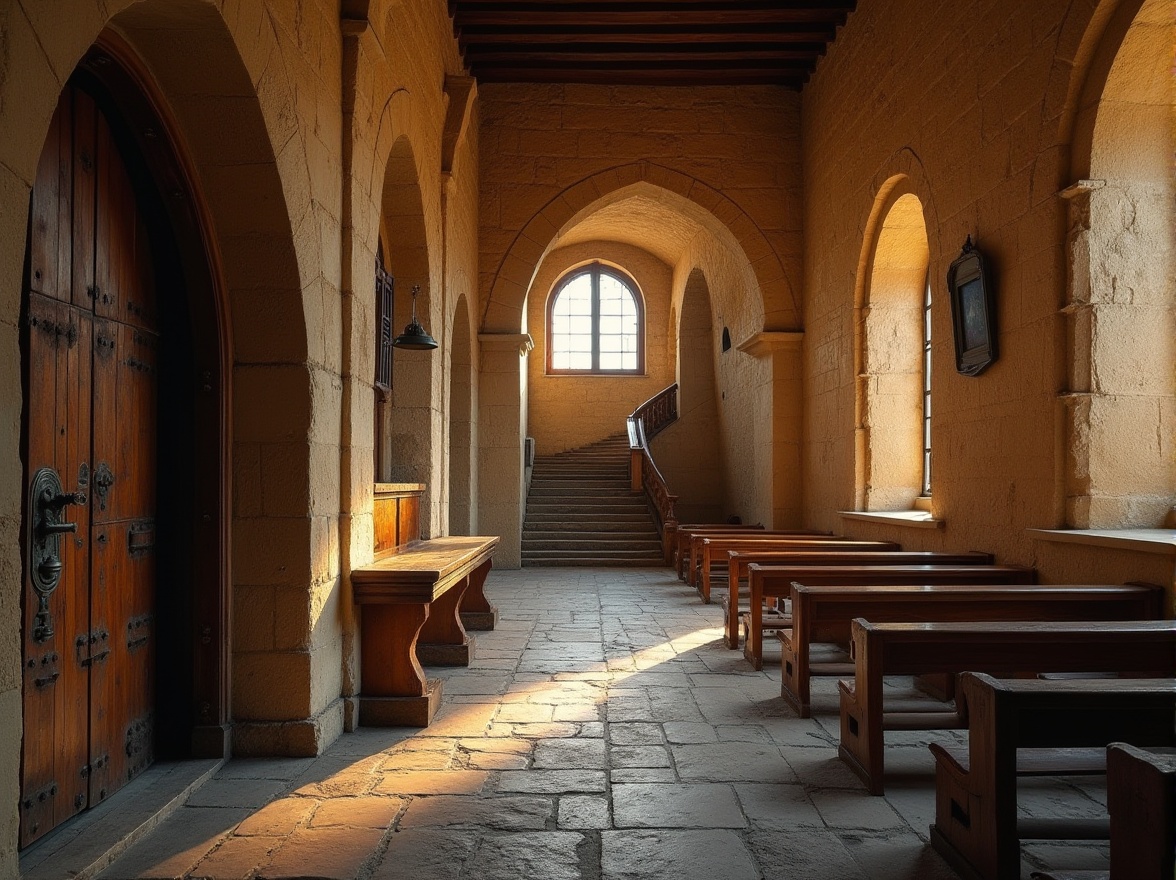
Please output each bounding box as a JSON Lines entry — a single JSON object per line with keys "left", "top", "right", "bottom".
{"left": 736, "top": 331, "right": 805, "bottom": 527}
{"left": 476, "top": 333, "right": 533, "bottom": 567}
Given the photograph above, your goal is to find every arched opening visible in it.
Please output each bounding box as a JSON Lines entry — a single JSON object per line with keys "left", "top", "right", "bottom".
{"left": 17, "top": 32, "right": 232, "bottom": 847}
{"left": 651, "top": 268, "right": 725, "bottom": 522}
{"left": 1063, "top": 0, "right": 1176, "bottom": 527}
{"left": 448, "top": 294, "right": 475, "bottom": 535}
{"left": 857, "top": 190, "right": 930, "bottom": 511}
{"left": 377, "top": 137, "right": 437, "bottom": 526}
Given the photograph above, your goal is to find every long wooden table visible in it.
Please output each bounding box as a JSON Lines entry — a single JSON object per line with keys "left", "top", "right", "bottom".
{"left": 774, "top": 581, "right": 1160, "bottom": 715}
{"left": 720, "top": 549, "right": 987, "bottom": 646}
{"left": 352, "top": 535, "right": 499, "bottom": 726}
{"left": 743, "top": 563, "right": 1036, "bottom": 672}
{"left": 929, "top": 673, "right": 1176, "bottom": 880}
{"left": 839, "top": 619, "right": 1176, "bottom": 794}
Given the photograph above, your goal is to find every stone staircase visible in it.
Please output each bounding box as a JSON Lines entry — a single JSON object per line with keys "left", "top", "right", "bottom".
{"left": 522, "top": 433, "right": 665, "bottom": 566}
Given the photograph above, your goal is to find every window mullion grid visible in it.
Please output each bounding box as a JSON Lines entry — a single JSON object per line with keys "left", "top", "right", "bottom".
{"left": 590, "top": 267, "right": 601, "bottom": 371}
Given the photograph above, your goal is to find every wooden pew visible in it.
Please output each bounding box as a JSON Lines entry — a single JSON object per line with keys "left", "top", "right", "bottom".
{"left": 744, "top": 563, "right": 1036, "bottom": 672}
{"left": 839, "top": 618, "right": 1176, "bottom": 794}
{"left": 683, "top": 528, "right": 832, "bottom": 587}
{"left": 774, "top": 582, "right": 1159, "bottom": 716}
{"left": 698, "top": 536, "right": 903, "bottom": 603}
{"left": 721, "top": 547, "right": 980, "bottom": 646}
{"left": 352, "top": 534, "right": 499, "bottom": 727}
{"left": 929, "top": 673, "right": 1176, "bottom": 880}
{"left": 1030, "top": 743, "right": 1176, "bottom": 880}
{"left": 673, "top": 523, "right": 764, "bottom": 578}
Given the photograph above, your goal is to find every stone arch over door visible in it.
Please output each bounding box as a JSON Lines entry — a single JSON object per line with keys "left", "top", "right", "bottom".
{"left": 0, "top": 0, "right": 325, "bottom": 866}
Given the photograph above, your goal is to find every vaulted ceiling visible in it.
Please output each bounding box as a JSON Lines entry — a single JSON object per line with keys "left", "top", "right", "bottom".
{"left": 449, "top": 1, "right": 856, "bottom": 88}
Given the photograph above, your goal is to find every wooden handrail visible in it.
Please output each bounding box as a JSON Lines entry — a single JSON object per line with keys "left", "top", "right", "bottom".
{"left": 627, "top": 384, "right": 680, "bottom": 563}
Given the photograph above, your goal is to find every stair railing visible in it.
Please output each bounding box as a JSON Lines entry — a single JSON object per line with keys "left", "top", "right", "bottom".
{"left": 627, "top": 383, "right": 679, "bottom": 563}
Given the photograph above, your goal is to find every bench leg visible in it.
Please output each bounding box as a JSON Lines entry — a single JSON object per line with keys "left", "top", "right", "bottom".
{"left": 838, "top": 678, "right": 883, "bottom": 795}
{"left": 779, "top": 635, "right": 810, "bottom": 717}
{"left": 417, "top": 574, "right": 475, "bottom": 666}
{"left": 358, "top": 603, "right": 443, "bottom": 727}
{"left": 459, "top": 558, "right": 497, "bottom": 631}
{"left": 725, "top": 576, "right": 740, "bottom": 649}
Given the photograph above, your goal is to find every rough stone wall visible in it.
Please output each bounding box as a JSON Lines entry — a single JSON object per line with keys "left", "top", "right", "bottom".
{"left": 526, "top": 242, "right": 675, "bottom": 455}
{"left": 801, "top": 0, "right": 1174, "bottom": 591}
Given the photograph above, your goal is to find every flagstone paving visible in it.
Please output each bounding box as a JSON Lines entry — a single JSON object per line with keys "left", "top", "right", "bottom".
{"left": 99, "top": 567, "right": 1110, "bottom": 879}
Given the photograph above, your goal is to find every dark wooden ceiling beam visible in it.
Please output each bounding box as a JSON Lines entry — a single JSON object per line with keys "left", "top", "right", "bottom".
{"left": 457, "top": 27, "right": 836, "bottom": 44}
{"left": 462, "top": 46, "right": 825, "bottom": 63}
{"left": 471, "top": 67, "right": 808, "bottom": 86}
{"left": 454, "top": 10, "right": 850, "bottom": 27}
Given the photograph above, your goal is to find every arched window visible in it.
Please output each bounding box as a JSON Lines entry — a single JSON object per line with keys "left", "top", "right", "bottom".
{"left": 856, "top": 189, "right": 930, "bottom": 511}
{"left": 547, "top": 264, "right": 644, "bottom": 374}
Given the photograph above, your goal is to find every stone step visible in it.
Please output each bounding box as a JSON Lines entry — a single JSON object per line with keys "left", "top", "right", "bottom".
{"left": 522, "top": 558, "right": 665, "bottom": 567}
{"left": 521, "top": 519, "right": 652, "bottom": 531}
{"left": 527, "top": 487, "right": 636, "bottom": 499}
{"left": 526, "top": 501, "right": 653, "bottom": 515}
{"left": 521, "top": 536, "right": 662, "bottom": 550}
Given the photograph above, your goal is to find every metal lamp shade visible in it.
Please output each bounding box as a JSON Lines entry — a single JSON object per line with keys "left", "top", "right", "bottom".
{"left": 393, "top": 320, "right": 438, "bottom": 350}
{"left": 393, "top": 284, "right": 438, "bottom": 350}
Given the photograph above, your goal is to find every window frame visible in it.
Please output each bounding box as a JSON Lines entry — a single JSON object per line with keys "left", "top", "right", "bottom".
{"left": 545, "top": 262, "right": 646, "bottom": 376}
{"left": 921, "top": 274, "right": 932, "bottom": 497}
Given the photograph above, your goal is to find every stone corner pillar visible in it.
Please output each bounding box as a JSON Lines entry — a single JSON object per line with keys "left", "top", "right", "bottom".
{"left": 475, "top": 333, "right": 533, "bottom": 567}
{"left": 736, "top": 330, "right": 805, "bottom": 528}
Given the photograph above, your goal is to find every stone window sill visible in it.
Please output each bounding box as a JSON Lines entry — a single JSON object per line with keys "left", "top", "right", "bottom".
{"left": 1027, "top": 528, "right": 1176, "bottom": 555}
{"left": 838, "top": 510, "right": 944, "bottom": 530}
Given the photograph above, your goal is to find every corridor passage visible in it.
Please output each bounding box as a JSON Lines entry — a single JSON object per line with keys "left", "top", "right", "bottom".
{"left": 96, "top": 569, "right": 1106, "bottom": 879}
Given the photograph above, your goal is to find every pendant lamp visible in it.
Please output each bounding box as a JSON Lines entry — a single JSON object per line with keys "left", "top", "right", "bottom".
{"left": 393, "top": 284, "right": 438, "bottom": 351}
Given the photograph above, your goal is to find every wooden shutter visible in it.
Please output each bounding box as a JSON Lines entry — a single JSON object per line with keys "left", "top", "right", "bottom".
{"left": 375, "top": 260, "right": 394, "bottom": 391}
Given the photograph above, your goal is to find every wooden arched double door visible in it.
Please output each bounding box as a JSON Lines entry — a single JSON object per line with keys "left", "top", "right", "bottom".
{"left": 21, "top": 82, "right": 168, "bottom": 848}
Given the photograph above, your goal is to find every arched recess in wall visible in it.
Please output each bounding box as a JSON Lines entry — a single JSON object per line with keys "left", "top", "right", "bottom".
{"left": 109, "top": 3, "right": 318, "bottom": 748}
{"left": 1, "top": 0, "right": 316, "bottom": 849}
{"left": 481, "top": 164, "right": 796, "bottom": 336}
{"left": 659, "top": 268, "right": 726, "bottom": 523}
{"left": 377, "top": 136, "right": 435, "bottom": 492}
{"left": 1060, "top": 0, "right": 1175, "bottom": 527}
{"left": 448, "top": 293, "right": 475, "bottom": 534}
{"left": 855, "top": 181, "right": 930, "bottom": 512}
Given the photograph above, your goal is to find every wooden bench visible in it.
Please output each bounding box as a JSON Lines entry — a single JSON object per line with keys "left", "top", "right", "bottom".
{"left": 672, "top": 523, "right": 764, "bottom": 578}
{"left": 697, "top": 536, "right": 901, "bottom": 604}
{"left": 1030, "top": 744, "right": 1176, "bottom": 880}
{"left": 774, "top": 581, "right": 1158, "bottom": 716}
{"left": 743, "top": 563, "right": 1036, "bottom": 672}
{"left": 683, "top": 528, "right": 831, "bottom": 587}
{"left": 839, "top": 618, "right": 1175, "bottom": 794}
{"left": 929, "top": 673, "right": 1176, "bottom": 880}
{"left": 352, "top": 533, "right": 499, "bottom": 727}
{"left": 721, "top": 547, "right": 981, "bottom": 647}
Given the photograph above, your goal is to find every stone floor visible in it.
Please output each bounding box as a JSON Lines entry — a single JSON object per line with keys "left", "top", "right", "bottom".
{"left": 97, "top": 567, "right": 1111, "bottom": 880}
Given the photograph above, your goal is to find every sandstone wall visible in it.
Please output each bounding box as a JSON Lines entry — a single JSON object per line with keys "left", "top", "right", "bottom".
{"left": 801, "top": 0, "right": 1175, "bottom": 596}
